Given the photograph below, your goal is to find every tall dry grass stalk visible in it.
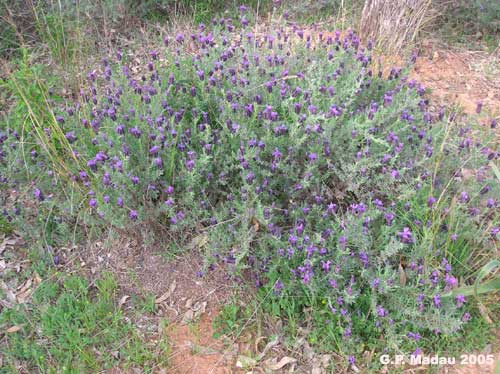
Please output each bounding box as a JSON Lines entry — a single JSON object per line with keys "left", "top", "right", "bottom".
{"left": 360, "top": 0, "right": 438, "bottom": 53}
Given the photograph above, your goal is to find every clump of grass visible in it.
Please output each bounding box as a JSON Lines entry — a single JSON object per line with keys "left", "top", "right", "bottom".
{"left": 433, "top": 0, "right": 500, "bottom": 50}
{"left": 0, "top": 214, "right": 14, "bottom": 235}
{"left": 0, "top": 271, "right": 166, "bottom": 371}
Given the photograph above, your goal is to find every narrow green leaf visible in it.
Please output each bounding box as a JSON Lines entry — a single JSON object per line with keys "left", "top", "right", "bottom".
{"left": 443, "top": 260, "right": 500, "bottom": 298}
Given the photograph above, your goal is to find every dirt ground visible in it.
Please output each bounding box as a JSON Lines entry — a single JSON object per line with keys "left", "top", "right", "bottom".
{"left": 412, "top": 41, "right": 500, "bottom": 118}
{"left": 80, "top": 237, "right": 238, "bottom": 373}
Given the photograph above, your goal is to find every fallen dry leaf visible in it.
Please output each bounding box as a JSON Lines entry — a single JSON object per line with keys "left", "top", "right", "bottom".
{"left": 266, "top": 356, "right": 297, "bottom": 370}
{"left": 5, "top": 325, "right": 22, "bottom": 333}
{"left": 118, "top": 295, "right": 130, "bottom": 309}
{"left": 155, "top": 280, "right": 176, "bottom": 304}
{"left": 478, "top": 302, "right": 493, "bottom": 324}
{"left": 181, "top": 309, "right": 195, "bottom": 324}
{"left": 0, "top": 237, "right": 17, "bottom": 254}
{"left": 16, "top": 289, "right": 33, "bottom": 304}
{"left": 236, "top": 355, "right": 257, "bottom": 368}
{"left": 16, "top": 278, "right": 34, "bottom": 304}
{"left": 186, "top": 234, "right": 209, "bottom": 250}
{"left": 186, "top": 341, "right": 221, "bottom": 355}
{"left": 256, "top": 337, "right": 279, "bottom": 360}
{"left": 17, "top": 278, "right": 32, "bottom": 294}
{"left": 0, "top": 281, "right": 16, "bottom": 303}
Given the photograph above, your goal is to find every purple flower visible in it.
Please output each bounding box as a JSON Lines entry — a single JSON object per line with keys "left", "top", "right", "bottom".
{"left": 308, "top": 152, "right": 318, "bottom": 163}
{"left": 87, "top": 158, "right": 97, "bottom": 171}
{"left": 149, "top": 145, "right": 160, "bottom": 154}
{"left": 444, "top": 274, "right": 458, "bottom": 289}
{"left": 274, "top": 280, "right": 283, "bottom": 294}
{"left": 397, "top": 227, "right": 415, "bottom": 244}
{"left": 455, "top": 294, "right": 466, "bottom": 307}
{"left": 245, "top": 172, "right": 255, "bottom": 184}
{"left": 407, "top": 332, "right": 422, "bottom": 341}
{"left": 476, "top": 101, "right": 483, "bottom": 114}
{"left": 384, "top": 212, "right": 395, "bottom": 226}
{"left": 129, "top": 126, "right": 141, "bottom": 138}
{"left": 65, "top": 132, "right": 77, "bottom": 143}
{"left": 115, "top": 124, "right": 125, "bottom": 134}
{"left": 376, "top": 305, "right": 387, "bottom": 317}
{"left": 328, "top": 105, "right": 342, "bottom": 117}
{"left": 491, "top": 227, "right": 500, "bottom": 240}
{"left": 89, "top": 198, "right": 97, "bottom": 208}
{"left": 129, "top": 210, "right": 138, "bottom": 221}
{"left": 459, "top": 191, "right": 469, "bottom": 203}
{"left": 433, "top": 294, "right": 441, "bottom": 308}
{"left": 321, "top": 260, "right": 331, "bottom": 272}
{"left": 34, "top": 188, "right": 44, "bottom": 201}
{"left": 272, "top": 147, "right": 282, "bottom": 160}
{"left": 391, "top": 169, "right": 400, "bottom": 179}
{"left": 185, "top": 159, "right": 195, "bottom": 171}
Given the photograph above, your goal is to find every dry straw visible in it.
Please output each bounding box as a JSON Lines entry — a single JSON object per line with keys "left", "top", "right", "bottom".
{"left": 360, "top": 0, "right": 439, "bottom": 53}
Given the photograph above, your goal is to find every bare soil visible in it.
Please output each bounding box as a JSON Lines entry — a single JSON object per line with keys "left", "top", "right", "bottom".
{"left": 412, "top": 41, "right": 500, "bottom": 117}
{"left": 82, "top": 237, "right": 238, "bottom": 373}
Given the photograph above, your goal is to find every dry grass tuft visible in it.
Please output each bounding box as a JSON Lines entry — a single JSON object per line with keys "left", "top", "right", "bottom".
{"left": 360, "top": 0, "right": 439, "bottom": 53}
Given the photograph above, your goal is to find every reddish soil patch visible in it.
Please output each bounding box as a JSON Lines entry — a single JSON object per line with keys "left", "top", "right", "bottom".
{"left": 411, "top": 44, "right": 500, "bottom": 116}
{"left": 82, "top": 237, "right": 238, "bottom": 373}
{"left": 165, "top": 309, "right": 232, "bottom": 374}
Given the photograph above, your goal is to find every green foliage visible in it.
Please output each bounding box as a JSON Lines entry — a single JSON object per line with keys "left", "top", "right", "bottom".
{"left": 435, "top": 0, "right": 500, "bottom": 49}
{"left": 0, "top": 272, "right": 166, "bottom": 372}
{"left": 284, "top": 0, "right": 364, "bottom": 23}
{"left": 213, "top": 299, "right": 257, "bottom": 339}
{"left": 0, "top": 214, "right": 13, "bottom": 235}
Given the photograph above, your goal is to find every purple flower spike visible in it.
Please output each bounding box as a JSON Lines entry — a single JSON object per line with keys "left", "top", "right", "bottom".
{"left": 476, "top": 101, "right": 483, "bottom": 114}
{"left": 397, "top": 227, "right": 415, "bottom": 244}
{"left": 245, "top": 172, "right": 255, "bottom": 184}
{"left": 491, "top": 227, "right": 500, "bottom": 240}
{"left": 459, "top": 191, "right": 469, "bottom": 203}
{"left": 129, "top": 210, "right": 138, "bottom": 221}
{"left": 308, "top": 153, "right": 318, "bottom": 163}
{"left": 34, "top": 188, "right": 45, "bottom": 202}
{"left": 433, "top": 294, "right": 441, "bottom": 308}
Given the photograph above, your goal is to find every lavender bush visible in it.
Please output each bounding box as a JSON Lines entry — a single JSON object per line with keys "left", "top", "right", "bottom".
{"left": 2, "top": 9, "right": 499, "bottom": 365}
